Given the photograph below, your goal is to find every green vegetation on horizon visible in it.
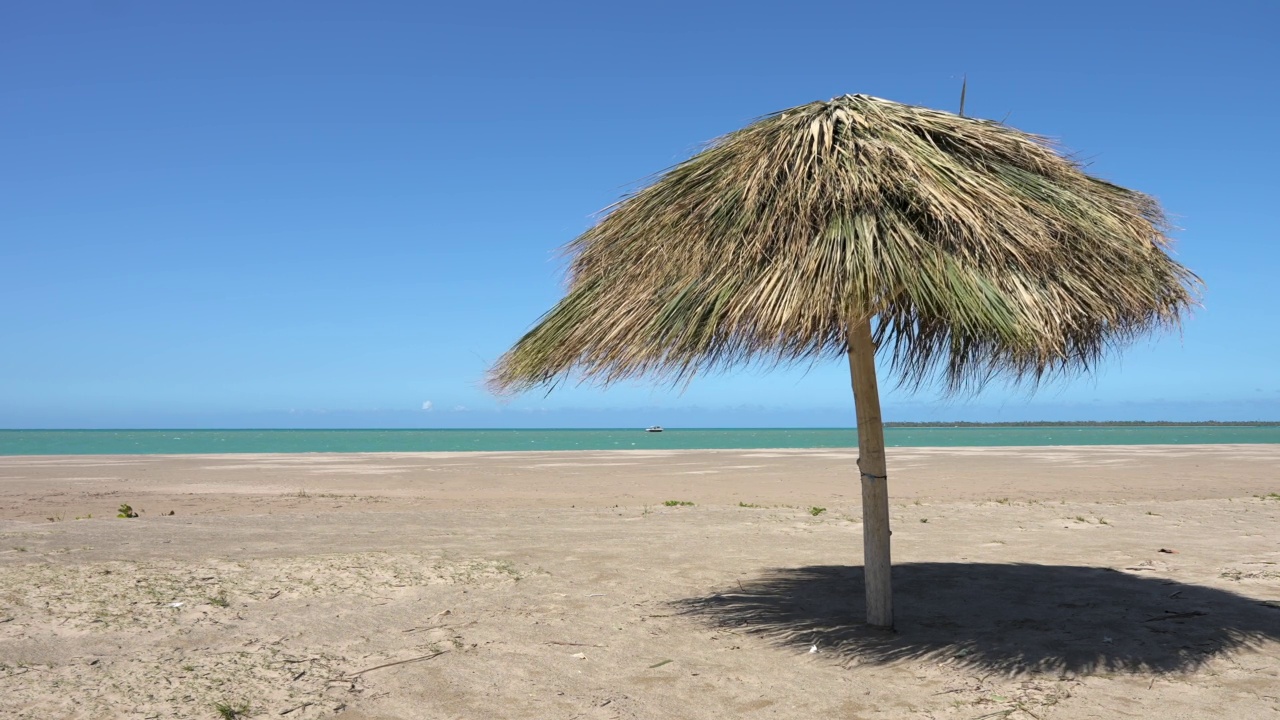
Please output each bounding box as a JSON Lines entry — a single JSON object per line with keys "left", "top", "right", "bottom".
{"left": 882, "top": 421, "right": 1280, "bottom": 427}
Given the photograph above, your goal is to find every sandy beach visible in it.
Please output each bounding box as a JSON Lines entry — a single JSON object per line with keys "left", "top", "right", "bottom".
{"left": 1, "top": 445, "right": 1278, "bottom": 719}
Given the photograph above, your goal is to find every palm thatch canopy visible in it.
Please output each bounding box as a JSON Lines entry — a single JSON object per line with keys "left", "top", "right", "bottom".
{"left": 491, "top": 94, "right": 1197, "bottom": 394}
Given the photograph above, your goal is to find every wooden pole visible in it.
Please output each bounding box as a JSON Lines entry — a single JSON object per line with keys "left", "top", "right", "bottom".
{"left": 847, "top": 317, "right": 893, "bottom": 628}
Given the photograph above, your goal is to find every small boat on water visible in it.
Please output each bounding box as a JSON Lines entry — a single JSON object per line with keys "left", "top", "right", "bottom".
{"left": 645, "top": 426, "right": 664, "bottom": 432}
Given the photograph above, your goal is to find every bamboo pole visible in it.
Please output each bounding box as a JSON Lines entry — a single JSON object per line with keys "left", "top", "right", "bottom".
{"left": 847, "top": 318, "right": 893, "bottom": 628}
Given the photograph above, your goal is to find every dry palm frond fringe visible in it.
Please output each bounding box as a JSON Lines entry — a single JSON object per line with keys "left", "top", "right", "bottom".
{"left": 491, "top": 94, "right": 1199, "bottom": 395}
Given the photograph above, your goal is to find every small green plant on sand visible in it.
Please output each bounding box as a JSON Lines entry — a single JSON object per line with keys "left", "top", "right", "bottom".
{"left": 214, "top": 701, "right": 249, "bottom": 719}
{"left": 663, "top": 500, "right": 694, "bottom": 507}
{"left": 737, "top": 502, "right": 763, "bottom": 508}
{"left": 809, "top": 506, "right": 827, "bottom": 516}
{"left": 919, "top": 518, "right": 928, "bottom": 523}
{"left": 1261, "top": 493, "right": 1280, "bottom": 501}
{"left": 209, "top": 591, "right": 230, "bottom": 608}
{"left": 117, "top": 504, "right": 138, "bottom": 519}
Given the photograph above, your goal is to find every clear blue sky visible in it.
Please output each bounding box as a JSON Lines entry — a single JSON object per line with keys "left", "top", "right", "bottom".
{"left": 2, "top": 1, "right": 1277, "bottom": 428}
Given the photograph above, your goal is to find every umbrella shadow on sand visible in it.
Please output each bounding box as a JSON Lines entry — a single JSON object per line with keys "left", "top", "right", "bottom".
{"left": 676, "top": 563, "right": 1280, "bottom": 674}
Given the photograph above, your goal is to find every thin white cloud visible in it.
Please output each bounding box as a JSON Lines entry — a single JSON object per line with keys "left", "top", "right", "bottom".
{"left": 421, "top": 401, "right": 434, "bottom": 411}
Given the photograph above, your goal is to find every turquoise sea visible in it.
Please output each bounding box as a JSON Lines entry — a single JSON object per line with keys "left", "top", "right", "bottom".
{"left": 1, "top": 427, "right": 1277, "bottom": 455}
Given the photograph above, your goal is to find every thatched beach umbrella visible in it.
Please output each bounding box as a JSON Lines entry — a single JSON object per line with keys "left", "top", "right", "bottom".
{"left": 490, "top": 94, "right": 1198, "bottom": 628}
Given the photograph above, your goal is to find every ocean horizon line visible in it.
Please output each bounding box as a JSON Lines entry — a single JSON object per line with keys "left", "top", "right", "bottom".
{"left": 4, "top": 421, "right": 1280, "bottom": 432}
{"left": 3, "top": 425, "right": 1279, "bottom": 456}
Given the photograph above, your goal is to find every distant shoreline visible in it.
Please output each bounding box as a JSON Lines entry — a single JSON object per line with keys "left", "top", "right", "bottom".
{"left": 3, "top": 421, "right": 1280, "bottom": 432}
{"left": 884, "top": 421, "right": 1280, "bottom": 428}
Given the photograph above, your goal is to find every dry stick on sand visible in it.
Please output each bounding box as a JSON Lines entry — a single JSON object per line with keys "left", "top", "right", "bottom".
{"left": 341, "top": 650, "right": 449, "bottom": 679}
{"left": 1144, "top": 611, "right": 1208, "bottom": 622}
